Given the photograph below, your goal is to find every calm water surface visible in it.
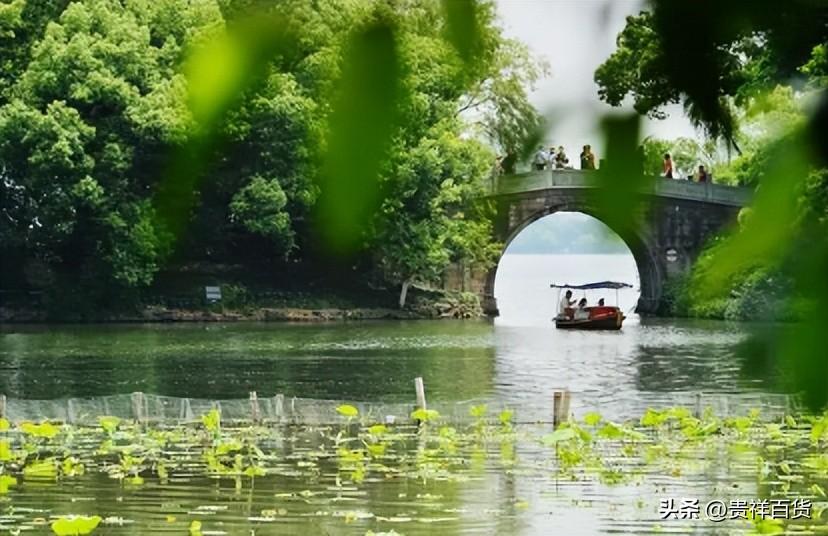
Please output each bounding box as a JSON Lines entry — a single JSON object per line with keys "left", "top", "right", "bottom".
{"left": 0, "top": 254, "right": 798, "bottom": 535}
{"left": 0, "top": 255, "right": 767, "bottom": 411}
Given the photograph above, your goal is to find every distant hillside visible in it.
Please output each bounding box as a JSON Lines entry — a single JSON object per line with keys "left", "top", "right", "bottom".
{"left": 505, "top": 213, "right": 629, "bottom": 255}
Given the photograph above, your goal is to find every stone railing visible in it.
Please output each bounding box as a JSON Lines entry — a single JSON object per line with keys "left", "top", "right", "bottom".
{"left": 490, "top": 169, "right": 752, "bottom": 207}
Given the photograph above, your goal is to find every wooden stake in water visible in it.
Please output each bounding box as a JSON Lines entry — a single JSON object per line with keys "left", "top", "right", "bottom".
{"left": 694, "top": 392, "right": 702, "bottom": 419}
{"left": 0, "top": 394, "right": 6, "bottom": 420}
{"left": 414, "top": 377, "right": 427, "bottom": 411}
{"left": 553, "top": 391, "right": 563, "bottom": 427}
{"left": 179, "top": 398, "right": 191, "bottom": 421}
{"left": 274, "top": 394, "right": 284, "bottom": 422}
{"left": 553, "top": 390, "right": 572, "bottom": 426}
{"left": 131, "top": 392, "right": 146, "bottom": 424}
{"left": 249, "top": 391, "right": 260, "bottom": 423}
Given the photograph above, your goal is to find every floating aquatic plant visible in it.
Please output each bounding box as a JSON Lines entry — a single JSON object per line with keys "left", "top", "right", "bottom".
{"left": 410, "top": 409, "right": 440, "bottom": 423}
{"left": 50, "top": 515, "right": 102, "bottom": 536}
{"left": 0, "top": 405, "right": 824, "bottom": 534}
{"left": 0, "top": 474, "right": 16, "bottom": 493}
{"left": 336, "top": 404, "right": 360, "bottom": 418}
{"left": 97, "top": 416, "right": 120, "bottom": 436}
{"left": 20, "top": 421, "right": 60, "bottom": 439}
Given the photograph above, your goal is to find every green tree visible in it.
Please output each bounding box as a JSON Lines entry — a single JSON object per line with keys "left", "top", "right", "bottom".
{"left": 0, "top": 0, "right": 542, "bottom": 312}
{"left": 595, "top": 3, "right": 827, "bottom": 148}
{"left": 371, "top": 122, "right": 501, "bottom": 307}
{"left": 229, "top": 175, "right": 293, "bottom": 255}
{"left": 640, "top": 136, "right": 720, "bottom": 178}
{"left": 714, "top": 86, "right": 807, "bottom": 186}
{"left": 0, "top": 0, "right": 69, "bottom": 102}
{"left": 0, "top": 0, "right": 220, "bottom": 293}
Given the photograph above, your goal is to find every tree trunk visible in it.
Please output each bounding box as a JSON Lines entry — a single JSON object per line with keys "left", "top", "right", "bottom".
{"left": 399, "top": 279, "right": 411, "bottom": 309}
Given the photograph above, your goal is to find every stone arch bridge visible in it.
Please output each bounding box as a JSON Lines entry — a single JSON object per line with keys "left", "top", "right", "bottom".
{"left": 472, "top": 170, "right": 753, "bottom": 316}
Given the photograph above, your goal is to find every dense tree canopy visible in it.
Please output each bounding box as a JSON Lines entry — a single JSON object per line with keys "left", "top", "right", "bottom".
{"left": 0, "top": 0, "right": 542, "bottom": 306}
{"left": 595, "top": 1, "right": 828, "bottom": 146}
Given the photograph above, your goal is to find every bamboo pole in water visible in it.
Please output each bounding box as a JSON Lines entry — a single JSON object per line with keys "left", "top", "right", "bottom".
{"left": 553, "top": 391, "right": 562, "bottom": 426}
{"left": 274, "top": 394, "right": 284, "bottom": 422}
{"left": 553, "top": 390, "right": 571, "bottom": 427}
{"left": 67, "top": 399, "right": 75, "bottom": 424}
{"left": 249, "top": 391, "right": 260, "bottom": 423}
{"left": 414, "top": 377, "right": 427, "bottom": 411}
{"left": 131, "top": 392, "right": 146, "bottom": 424}
{"left": 0, "top": 394, "right": 6, "bottom": 420}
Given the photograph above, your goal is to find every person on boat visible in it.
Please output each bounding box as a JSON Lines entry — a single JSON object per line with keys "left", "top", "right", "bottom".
{"left": 574, "top": 298, "right": 589, "bottom": 320}
{"left": 559, "top": 290, "right": 574, "bottom": 318}
{"left": 597, "top": 298, "right": 605, "bottom": 306}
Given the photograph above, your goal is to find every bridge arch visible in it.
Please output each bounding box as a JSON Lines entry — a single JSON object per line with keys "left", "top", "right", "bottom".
{"left": 479, "top": 170, "right": 751, "bottom": 316}
{"left": 483, "top": 200, "right": 663, "bottom": 316}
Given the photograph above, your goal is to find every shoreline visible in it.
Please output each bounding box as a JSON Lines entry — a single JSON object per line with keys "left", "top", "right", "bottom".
{"left": 0, "top": 302, "right": 485, "bottom": 325}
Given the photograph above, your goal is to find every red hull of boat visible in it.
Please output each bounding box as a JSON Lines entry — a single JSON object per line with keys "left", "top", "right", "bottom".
{"left": 555, "top": 309, "right": 624, "bottom": 330}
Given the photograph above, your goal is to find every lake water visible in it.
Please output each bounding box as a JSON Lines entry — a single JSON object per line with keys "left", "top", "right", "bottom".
{"left": 0, "top": 255, "right": 770, "bottom": 413}
{"left": 0, "top": 254, "right": 810, "bottom": 535}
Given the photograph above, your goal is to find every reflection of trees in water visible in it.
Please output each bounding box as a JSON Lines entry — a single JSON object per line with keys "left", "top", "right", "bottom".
{"left": 0, "top": 328, "right": 161, "bottom": 398}
{"left": 632, "top": 344, "right": 753, "bottom": 393}
{"left": 633, "top": 323, "right": 798, "bottom": 398}
{"left": 0, "top": 323, "right": 497, "bottom": 401}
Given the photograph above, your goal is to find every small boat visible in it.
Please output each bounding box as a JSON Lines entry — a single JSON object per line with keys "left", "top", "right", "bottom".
{"left": 551, "top": 281, "right": 633, "bottom": 330}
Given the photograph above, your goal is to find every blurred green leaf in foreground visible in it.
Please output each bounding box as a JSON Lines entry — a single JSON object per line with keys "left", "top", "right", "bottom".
{"left": 313, "top": 20, "right": 402, "bottom": 255}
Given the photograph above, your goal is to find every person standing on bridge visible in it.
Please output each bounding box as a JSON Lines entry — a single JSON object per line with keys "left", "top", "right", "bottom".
{"left": 663, "top": 153, "right": 674, "bottom": 178}
{"left": 533, "top": 146, "right": 548, "bottom": 170}
{"left": 695, "top": 165, "right": 710, "bottom": 183}
{"left": 555, "top": 145, "right": 570, "bottom": 169}
{"left": 580, "top": 145, "right": 596, "bottom": 170}
{"left": 501, "top": 152, "right": 516, "bottom": 174}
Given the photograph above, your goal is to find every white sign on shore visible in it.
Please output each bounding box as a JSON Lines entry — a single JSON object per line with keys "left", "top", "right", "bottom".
{"left": 205, "top": 286, "right": 222, "bottom": 303}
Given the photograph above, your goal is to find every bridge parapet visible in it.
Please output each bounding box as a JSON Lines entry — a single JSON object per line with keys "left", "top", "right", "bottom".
{"left": 492, "top": 170, "right": 752, "bottom": 207}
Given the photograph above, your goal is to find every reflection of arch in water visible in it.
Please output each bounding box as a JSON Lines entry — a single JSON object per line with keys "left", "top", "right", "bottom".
{"left": 483, "top": 201, "right": 661, "bottom": 315}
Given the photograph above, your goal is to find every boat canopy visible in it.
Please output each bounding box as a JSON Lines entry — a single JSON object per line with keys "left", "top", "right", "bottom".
{"left": 550, "top": 281, "right": 633, "bottom": 290}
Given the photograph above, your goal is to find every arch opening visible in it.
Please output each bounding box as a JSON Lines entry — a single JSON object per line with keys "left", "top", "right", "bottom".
{"left": 490, "top": 211, "right": 652, "bottom": 325}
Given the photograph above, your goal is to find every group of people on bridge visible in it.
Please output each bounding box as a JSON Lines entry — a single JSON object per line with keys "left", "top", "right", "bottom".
{"left": 531, "top": 145, "right": 597, "bottom": 172}
{"left": 494, "top": 144, "right": 715, "bottom": 184}
{"left": 492, "top": 144, "right": 598, "bottom": 175}
{"left": 662, "top": 153, "right": 712, "bottom": 183}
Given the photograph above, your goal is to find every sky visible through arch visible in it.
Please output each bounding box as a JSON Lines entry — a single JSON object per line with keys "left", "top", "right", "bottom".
{"left": 495, "top": 0, "right": 698, "bottom": 159}
{"left": 505, "top": 212, "right": 629, "bottom": 255}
